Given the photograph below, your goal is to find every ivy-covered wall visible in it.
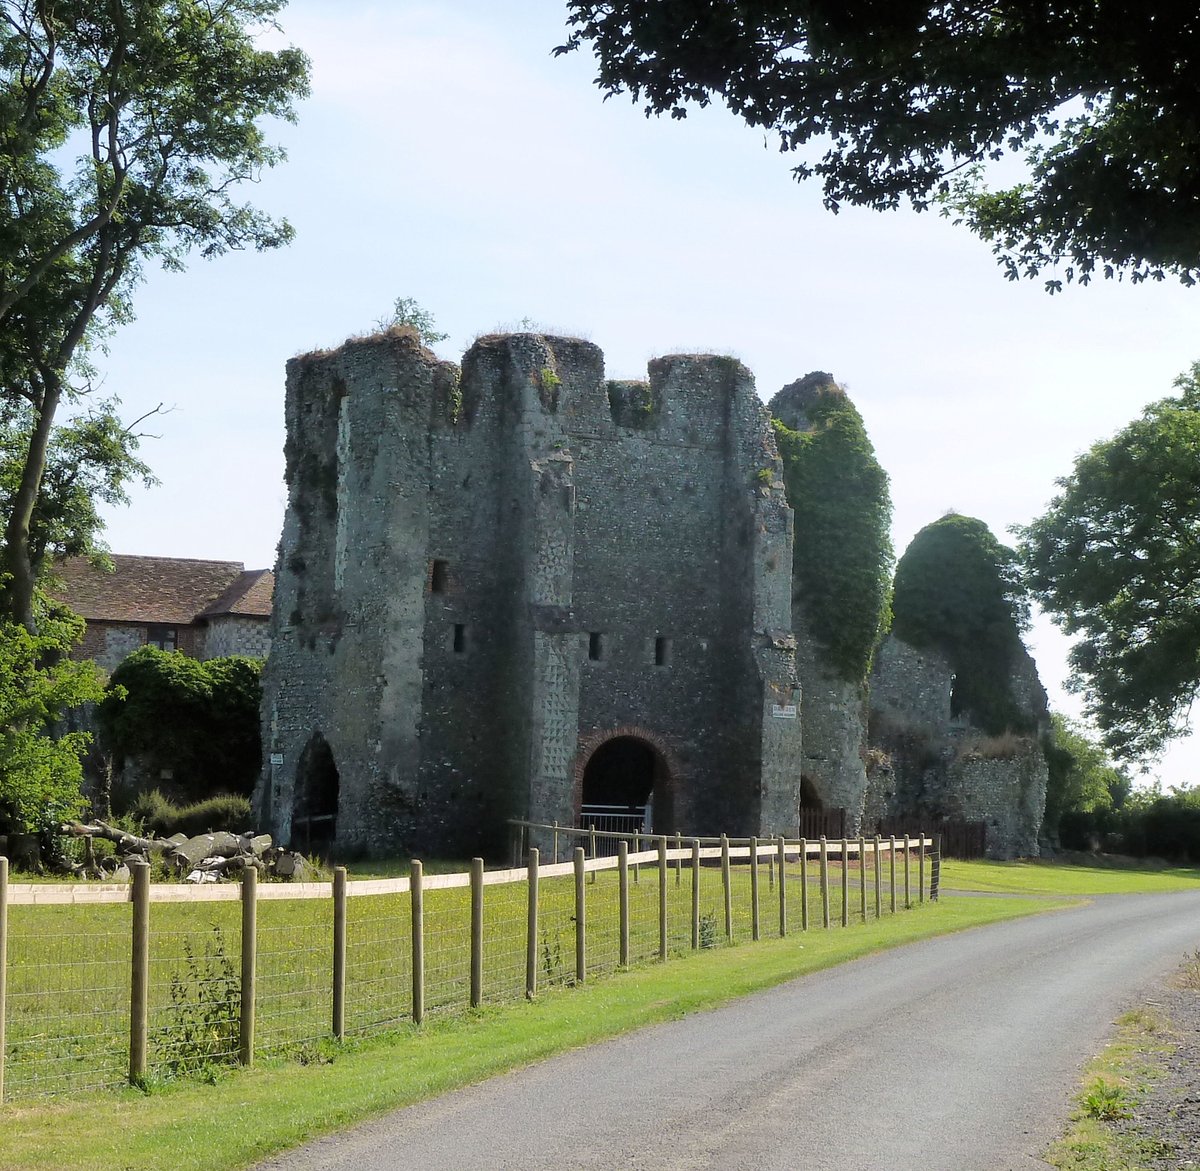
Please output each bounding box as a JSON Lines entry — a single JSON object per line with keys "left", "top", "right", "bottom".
{"left": 769, "top": 373, "right": 892, "bottom": 829}
{"left": 891, "top": 513, "right": 1031, "bottom": 735}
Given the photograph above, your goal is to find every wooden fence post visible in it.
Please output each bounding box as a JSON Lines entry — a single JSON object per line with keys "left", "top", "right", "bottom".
{"left": 633, "top": 831, "right": 640, "bottom": 884}
{"left": 690, "top": 839, "right": 700, "bottom": 950}
{"left": 658, "top": 836, "right": 668, "bottom": 961}
{"left": 470, "top": 857, "right": 484, "bottom": 1009}
{"left": 858, "top": 836, "right": 867, "bottom": 923}
{"left": 840, "top": 837, "right": 849, "bottom": 928}
{"left": 618, "top": 841, "right": 630, "bottom": 967}
{"left": 800, "top": 838, "right": 809, "bottom": 932}
{"left": 675, "top": 831, "right": 683, "bottom": 887}
{"left": 904, "top": 837, "right": 912, "bottom": 909}
{"left": 239, "top": 864, "right": 257, "bottom": 1066}
{"left": 129, "top": 861, "right": 150, "bottom": 1085}
{"left": 721, "top": 834, "right": 732, "bottom": 941}
{"left": 889, "top": 836, "right": 897, "bottom": 914}
{"left": 525, "top": 848, "right": 539, "bottom": 999}
{"left": 874, "top": 835, "right": 883, "bottom": 919}
{"left": 777, "top": 834, "right": 787, "bottom": 938}
{"left": 332, "top": 866, "right": 347, "bottom": 1040}
{"left": 819, "top": 837, "right": 830, "bottom": 929}
{"left": 750, "top": 836, "right": 761, "bottom": 942}
{"left": 0, "top": 856, "right": 7, "bottom": 1104}
{"left": 919, "top": 832, "right": 926, "bottom": 904}
{"left": 589, "top": 827, "right": 597, "bottom": 884}
{"left": 574, "top": 847, "right": 586, "bottom": 984}
{"left": 411, "top": 860, "right": 424, "bottom": 1024}
{"left": 552, "top": 821, "right": 559, "bottom": 865}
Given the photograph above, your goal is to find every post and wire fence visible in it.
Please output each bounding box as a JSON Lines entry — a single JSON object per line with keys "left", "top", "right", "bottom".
{"left": 0, "top": 829, "right": 936, "bottom": 1105}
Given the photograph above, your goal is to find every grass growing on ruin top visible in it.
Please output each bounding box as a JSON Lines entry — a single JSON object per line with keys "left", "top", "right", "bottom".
{"left": 0, "top": 894, "right": 1071, "bottom": 1171}
{"left": 943, "top": 858, "right": 1200, "bottom": 895}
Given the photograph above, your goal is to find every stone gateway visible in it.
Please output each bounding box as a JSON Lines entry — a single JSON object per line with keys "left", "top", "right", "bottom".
{"left": 257, "top": 330, "right": 803, "bottom": 858}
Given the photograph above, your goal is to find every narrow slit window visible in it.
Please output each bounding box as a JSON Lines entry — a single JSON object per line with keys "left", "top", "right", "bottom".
{"left": 588, "top": 632, "right": 605, "bottom": 661}
{"left": 430, "top": 559, "right": 450, "bottom": 594}
{"left": 453, "top": 623, "right": 466, "bottom": 654}
{"left": 655, "top": 636, "right": 671, "bottom": 667}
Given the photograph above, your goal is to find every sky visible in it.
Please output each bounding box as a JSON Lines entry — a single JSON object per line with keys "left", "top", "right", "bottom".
{"left": 88, "top": 0, "right": 1200, "bottom": 785}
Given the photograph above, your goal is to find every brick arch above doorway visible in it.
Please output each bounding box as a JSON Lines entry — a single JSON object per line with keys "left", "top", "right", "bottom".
{"left": 572, "top": 725, "right": 680, "bottom": 826}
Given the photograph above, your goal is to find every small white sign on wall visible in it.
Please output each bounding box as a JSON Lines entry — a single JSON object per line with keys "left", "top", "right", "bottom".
{"left": 771, "top": 704, "right": 798, "bottom": 719}
{"left": 269, "top": 752, "right": 284, "bottom": 765}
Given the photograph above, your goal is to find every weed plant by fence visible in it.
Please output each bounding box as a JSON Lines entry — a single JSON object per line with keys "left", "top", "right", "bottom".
{"left": 0, "top": 831, "right": 935, "bottom": 1105}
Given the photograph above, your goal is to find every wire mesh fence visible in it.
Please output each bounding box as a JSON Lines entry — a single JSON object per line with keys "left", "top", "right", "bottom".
{"left": 0, "top": 833, "right": 935, "bottom": 1105}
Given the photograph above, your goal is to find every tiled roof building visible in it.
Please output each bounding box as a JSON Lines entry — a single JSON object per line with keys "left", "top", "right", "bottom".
{"left": 51, "top": 555, "right": 274, "bottom": 670}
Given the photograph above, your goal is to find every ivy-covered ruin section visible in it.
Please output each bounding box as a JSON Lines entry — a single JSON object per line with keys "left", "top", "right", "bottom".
{"left": 768, "top": 373, "right": 893, "bottom": 828}
{"left": 891, "top": 513, "right": 1031, "bottom": 735}
{"left": 769, "top": 373, "right": 893, "bottom": 685}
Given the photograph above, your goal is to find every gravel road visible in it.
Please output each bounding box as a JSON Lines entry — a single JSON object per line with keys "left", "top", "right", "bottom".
{"left": 257, "top": 891, "right": 1200, "bottom": 1171}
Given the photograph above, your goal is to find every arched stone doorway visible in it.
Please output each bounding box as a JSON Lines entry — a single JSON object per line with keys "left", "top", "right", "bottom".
{"left": 293, "top": 733, "right": 339, "bottom": 853}
{"left": 579, "top": 734, "right": 673, "bottom": 835}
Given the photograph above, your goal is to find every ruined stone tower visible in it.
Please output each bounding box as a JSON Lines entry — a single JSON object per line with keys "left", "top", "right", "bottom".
{"left": 257, "top": 331, "right": 801, "bottom": 858}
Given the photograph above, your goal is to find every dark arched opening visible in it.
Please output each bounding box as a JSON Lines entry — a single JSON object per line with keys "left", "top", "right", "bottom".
{"left": 581, "top": 736, "right": 672, "bottom": 836}
{"left": 294, "top": 733, "right": 339, "bottom": 853}
{"left": 799, "top": 776, "right": 824, "bottom": 810}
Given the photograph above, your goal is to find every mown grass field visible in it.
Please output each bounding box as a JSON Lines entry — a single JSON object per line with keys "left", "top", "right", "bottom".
{"left": 0, "top": 887, "right": 1069, "bottom": 1171}
{"left": 5, "top": 854, "right": 1198, "bottom": 1171}
{"left": 942, "top": 858, "right": 1200, "bottom": 895}
{"left": 2, "top": 853, "right": 905, "bottom": 1101}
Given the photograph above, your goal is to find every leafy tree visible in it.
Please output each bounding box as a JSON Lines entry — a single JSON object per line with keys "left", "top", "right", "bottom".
{"left": 97, "top": 647, "right": 264, "bottom": 802}
{"left": 558, "top": 2, "right": 1200, "bottom": 289}
{"left": 1, "top": 400, "right": 156, "bottom": 577}
{"left": 376, "top": 296, "right": 449, "bottom": 347}
{"left": 0, "top": 0, "right": 310, "bottom": 630}
{"left": 1043, "top": 713, "right": 1130, "bottom": 844}
{"left": 0, "top": 590, "right": 104, "bottom": 833}
{"left": 891, "top": 513, "right": 1030, "bottom": 734}
{"left": 1019, "top": 364, "right": 1200, "bottom": 762}
{"left": 769, "top": 372, "right": 893, "bottom": 682}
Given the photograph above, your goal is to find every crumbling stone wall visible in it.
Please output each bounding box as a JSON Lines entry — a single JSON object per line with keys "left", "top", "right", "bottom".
{"left": 258, "top": 332, "right": 800, "bottom": 858}
{"left": 868, "top": 633, "right": 1049, "bottom": 858}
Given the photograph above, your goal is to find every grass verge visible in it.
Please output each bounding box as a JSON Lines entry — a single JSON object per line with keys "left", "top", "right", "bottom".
{"left": 0, "top": 893, "right": 1071, "bottom": 1171}
{"left": 941, "top": 859, "right": 1200, "bottom": 896}
{"left": 1045, "top": 1007, "right": 1174, "bottom": 1170}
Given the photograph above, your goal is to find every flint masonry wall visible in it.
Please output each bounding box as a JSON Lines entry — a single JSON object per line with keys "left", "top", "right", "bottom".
{"left": 258, "top": 331, "right": 800, "bottom": 859}
{"left": 868, "top": 634, "right": 1049, "bottom": 859}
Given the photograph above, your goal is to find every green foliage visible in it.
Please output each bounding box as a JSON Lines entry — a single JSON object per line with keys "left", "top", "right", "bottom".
{"left": 1, "top": 400, "right": 156, "bottom": 577}
{"left": 892, "top": 514, "right": 1030, "bottom": 734}
{"left": 0, "top": 0, "right": 310, "bottom": 627}
{"left": 155, "top": 925, "right": 240, "bottom": 1080}
{"left": 0, "top": 591, "right": 103, "bottom": 832}
{"left": 377, "top": 296, "right": 449, "bottom": 347}
{"left": 770, "top": 375, "right": 893, "bottom": 683}
{"left": 131, "top": 789, "right": 254, "bottom": 837}
{"left": 1081, "top": 1078, "right": 1132, "bottom": 1121}
{"left": 1060, "top": 783, "right": 1200, "bottom": 863}
{"left": 97, "top": 648, "right": 263, "bottom": 802}
{"left": 1044, "top": 715, "right": 1131, "bottom": 843}
{"left": 1019, "top": 364, "right": 1200, "bottom": 762}
{"left": 560, "top": 2, "right": 1200, "bottom": 289}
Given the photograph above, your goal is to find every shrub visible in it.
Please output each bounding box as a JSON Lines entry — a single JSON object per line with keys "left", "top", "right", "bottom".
{"left": 0, "top": 594, "right": 104, "bottom": 834}
{"left": 956, "top": 731, "right": 1030, "bottom": 761}
{"left": 97, "top": 648, "right": 263, "bottom": 802}
{"left": 132, "top": 790, "right": 253, "bottom": 838}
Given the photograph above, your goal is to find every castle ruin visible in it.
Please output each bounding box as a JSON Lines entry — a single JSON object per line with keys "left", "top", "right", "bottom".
{"left": 257, "top": 329, "right": 1050, "bottom": 860}
{"left": 258, "top": 331, "right": 802, "bottom": 857}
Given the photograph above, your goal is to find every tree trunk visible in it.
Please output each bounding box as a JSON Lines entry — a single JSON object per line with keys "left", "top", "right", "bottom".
{"left": 2, "top": 377, "right": 61, "bottom": 631}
